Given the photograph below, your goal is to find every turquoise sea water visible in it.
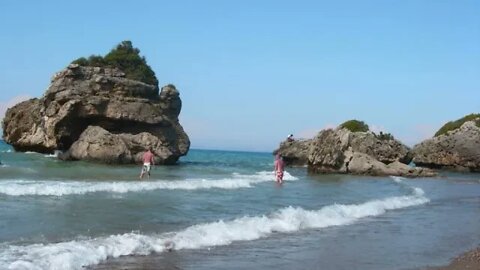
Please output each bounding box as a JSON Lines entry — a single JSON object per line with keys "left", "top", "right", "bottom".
{"left": 0, "top": 140, "right": 479, "bottom": 270}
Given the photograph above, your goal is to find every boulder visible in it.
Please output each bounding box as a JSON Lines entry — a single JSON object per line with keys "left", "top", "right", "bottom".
{"left": 274, "top": 139, "right": 312, "bottom": 166}
{"left": 349, "top": 131, "right": 412, "bottom": 164}
{"left": 2, "top": 64, "right": 190, "bottom": 164}
{"left": 307, "top": 127, "right": 434, "bottom": 177}
{"left": 343, "top": 151, "right": 435, "bottom": 177}
{"left": 386, "top": 161, "right": 436, "bottom": 177}
{"left": 65, "top": 126, "right": 131, "bottom": 164}
{"left": 66, "top": 126, "right": 181, "bottom": 164}
{"left": 1, "top": 98, "right": 52, "bottom": 152}
{"left": 412, "top": 120, "right": 480, "bottom": 172}
{"left": 308, "top": 128, "right": 350, "bottom": 172}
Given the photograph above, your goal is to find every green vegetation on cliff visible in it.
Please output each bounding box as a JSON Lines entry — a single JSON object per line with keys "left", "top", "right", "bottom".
{"left": 435, "top": 113, "right": 480, "bottom": 137}
{"left": 375, "top": 131, "right": 394, "bottom": 141}
{"left": 72, "top": 41, "right": 158, "bottom": 86}
{"left": 340, "top": 120, "right": 369, "bottom": 132}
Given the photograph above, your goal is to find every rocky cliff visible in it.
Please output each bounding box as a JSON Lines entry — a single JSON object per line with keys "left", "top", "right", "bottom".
{"left": 2, "top": 64, "right": 190, "bottom": 164}
{"left": 412, "top": 120, "right": 480, "bottom": 172}
{"left": 274, "top": 139, "right": 312, "bottom": 166}
{"left": 275, "top": 126, "right": 434, "bottom": 177}
{"left": 308, "top": 127, "right": 434, "bottom": 177}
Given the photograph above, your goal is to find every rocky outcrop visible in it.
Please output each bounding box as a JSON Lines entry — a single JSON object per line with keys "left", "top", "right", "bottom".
{"left": 349, "top": 132, "right": 412, "bottom": 164}
{"left": 2, "top": 64, "right": 190, "bottom": 164}
{"left": 307, "top": 127, "right": 435, "bottom": 177}
{"left": 342, "top": 150, "right": 435, "bottom": 177}
{"left": 274, "top": 139, "right": 312, "bottom": 166}
{"left": 1, "top": 98, "right": 46, "bottom": 152}
{"left": 412, "top": 120, "right": 480, "bottom": 172}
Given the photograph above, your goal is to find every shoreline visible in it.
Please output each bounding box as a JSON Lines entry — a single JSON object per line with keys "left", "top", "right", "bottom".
{"left": 428, "top": 247, "right": 480, "bottom": 270}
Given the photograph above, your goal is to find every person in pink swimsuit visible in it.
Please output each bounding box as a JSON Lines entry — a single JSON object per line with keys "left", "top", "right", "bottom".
{"left": 274, "top": 154, "right": 285, "bottom": 184}
{"left": 139, "top": 148, "right": 155, "bottom": 179}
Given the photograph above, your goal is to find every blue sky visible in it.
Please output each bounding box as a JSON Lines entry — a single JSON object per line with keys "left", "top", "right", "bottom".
{"left": 0, "top": 0, "right": 479, "bottom": 152}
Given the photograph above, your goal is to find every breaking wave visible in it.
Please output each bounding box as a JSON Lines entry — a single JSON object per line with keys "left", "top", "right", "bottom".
{"left": 0, "top": 171, "right": 297, "bottom": 196}
{"left": 0, "top": 187, "right": 429, "bottom": 270}
{"left": 390, "top": 176, "right": 424, "bottom": 196}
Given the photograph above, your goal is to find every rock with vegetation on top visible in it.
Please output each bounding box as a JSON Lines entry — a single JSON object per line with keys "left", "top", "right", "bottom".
{"left": 2, "top": 41, "right": 190, "bottom": 164}
{"left": 307, "top": 120, "right": 434, "bottom": 177}
{"left": 412, "top": 115, "right": 480, "bottom": 172}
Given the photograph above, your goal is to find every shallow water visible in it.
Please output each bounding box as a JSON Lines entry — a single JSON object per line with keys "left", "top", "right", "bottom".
{"left": 0, "top": 141, "right": 479, "bottom": 269}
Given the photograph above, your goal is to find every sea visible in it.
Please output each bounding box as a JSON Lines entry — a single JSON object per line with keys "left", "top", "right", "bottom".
{"left": 0, "top": 140, "right": 479, "bottom": 270}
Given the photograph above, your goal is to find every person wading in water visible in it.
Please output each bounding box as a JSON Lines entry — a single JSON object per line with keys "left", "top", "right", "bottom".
{"left": 274, "top": 154, "right": 285, "bottom": 184}
{"left": 140, "top": 148, "right": 155, "bottom": 179}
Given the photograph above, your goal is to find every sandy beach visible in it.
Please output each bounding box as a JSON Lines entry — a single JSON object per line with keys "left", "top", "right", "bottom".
{"left": 430, "top": 247, "right": 480, "bottom": 270}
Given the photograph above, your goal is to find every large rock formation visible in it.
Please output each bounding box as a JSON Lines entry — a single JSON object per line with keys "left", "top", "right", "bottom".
{"left": 2, "top": 64, "right": 190, "bottom": 164}
{"left": 307, "top": 127, "right": 434, "bottom": 177}
{"left": 412, "top": 120, "right": 480, "bottom": 172}
{"left": 348, "top": 131, "right": 412, "bottom": 164}
{"left": 274, "top": 139, "right": 312, "bottom": 166}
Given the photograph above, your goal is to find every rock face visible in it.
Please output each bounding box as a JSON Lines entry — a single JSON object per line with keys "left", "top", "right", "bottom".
{"left": 349, "top": 132, "right": 412, "bottom": 164}
{"left": 342, "top": 150, "right": 435, "bottom": 177}
{"left": 274, "top": 139, "right": 312, "bottom": 166}
{"left": 412, "top": 121, "right": 480, "bottom": 172}
{"left": 307, "top": 127, "right": 434, "bottom": 177}
{"left": 2, "top": 64, "right": 190, "bottom": 164}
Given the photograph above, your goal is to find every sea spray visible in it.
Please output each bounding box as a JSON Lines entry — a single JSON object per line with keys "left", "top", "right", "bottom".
{"left": 390, "top": 176, "right": 404, "bottom": 183}
{"left": 0, "top": 171, "right": 298, "bottom": 196}
{"left": 0, "top": 188, "right": 429, "bottom": 269}
{"left": 390, "top": 176, "right": 425, "bottom": 196}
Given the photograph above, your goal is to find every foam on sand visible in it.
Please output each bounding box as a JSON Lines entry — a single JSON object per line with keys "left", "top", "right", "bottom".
{"left": 0, "top": 171, "right": 297, "bottom": 196}
{"left": 0, "top": 186, "right": 429, "bottom": 269}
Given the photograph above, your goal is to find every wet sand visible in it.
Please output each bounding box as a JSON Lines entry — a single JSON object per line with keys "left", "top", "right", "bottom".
{"left": 430, "top": 247, "right": 480, "bottom": 270}
{"left": 92, "top": 247, "right": 480, "bottom": 270}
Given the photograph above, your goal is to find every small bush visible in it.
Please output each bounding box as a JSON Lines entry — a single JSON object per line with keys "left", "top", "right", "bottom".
{"left": 72, "top": 57, "right": 89, "bottom": 66}
{"left": 71, "top": 40, "right": 158, "bottom": 86}
{"left": 375, "top": 131, "right": 394, "bottom": 141}
{"left": 435, "top": 113, "right": 480, "bottom": 137}
{"left": 87, "top": 55, "right": 106, "bottom": 66}
{"left": 165, "top": 84, "right": 176, "bottom": 89}
{"left": 340, "top": 120, "right": 369, "bottom": 133}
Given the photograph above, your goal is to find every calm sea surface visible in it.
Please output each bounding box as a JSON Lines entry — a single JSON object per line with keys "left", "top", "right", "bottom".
{"left": 0, "top": 140, "right": 479, "bottom": 270}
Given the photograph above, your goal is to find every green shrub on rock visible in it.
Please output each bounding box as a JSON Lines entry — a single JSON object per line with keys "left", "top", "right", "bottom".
{"left": 71, "top": 40, "right": 158, "bottom": 86}
{"left": 340, "top": 120, "right": 369, "bottom": 133}
{"left": 72, "top": 57, "right": 89, "bottom": 66}
{"left": 375, "top": 131, "right": 394, "bottom": 141}
{"left": 434, "top": 113, "right": 480, "bottom": 137}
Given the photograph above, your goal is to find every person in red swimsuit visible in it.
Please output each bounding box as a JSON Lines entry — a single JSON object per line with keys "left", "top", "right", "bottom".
{"left": 274, "top": 154, "right": 285, "bottom": 184}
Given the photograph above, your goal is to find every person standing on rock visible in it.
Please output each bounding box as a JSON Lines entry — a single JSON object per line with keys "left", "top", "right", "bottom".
{"left": 140, "top": 148, "right": 155, "bottom": 179}
{"left": 274, "top": 154, "right": 285, "bottom": 184}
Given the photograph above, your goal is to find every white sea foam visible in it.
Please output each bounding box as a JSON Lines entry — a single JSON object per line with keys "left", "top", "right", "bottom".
{"left": 44, "top": 150, "right": 62, "bottom": 158}
{"left": 390, "top": 176, "right": 404, "bottom": 183}
{"left": 0, "top": 189, "right": 429, "bottom": 270}
{"left": 0, "top": 171, "right": 297, "bottom": 196}
{"left": 390, "top": 176, "right": 424, "bottom": 196}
